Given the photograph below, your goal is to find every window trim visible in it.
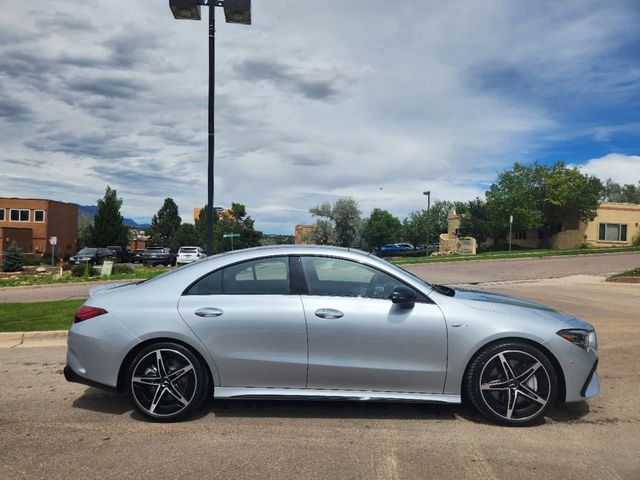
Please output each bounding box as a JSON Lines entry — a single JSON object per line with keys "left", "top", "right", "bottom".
{"left": 34, "top": 209, "right": 46, "bottom": 223}
{"left": 9, "top": 208, "right": 30, "bottom": 222}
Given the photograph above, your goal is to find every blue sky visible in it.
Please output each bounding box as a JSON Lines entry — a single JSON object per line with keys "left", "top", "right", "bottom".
{"left": 0, "top": 0, "right": 639, "bottom": 233}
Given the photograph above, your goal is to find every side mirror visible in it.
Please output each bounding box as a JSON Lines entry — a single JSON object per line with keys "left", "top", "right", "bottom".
{"left": 390, "top": 286, "right": 417, "bottom": 309}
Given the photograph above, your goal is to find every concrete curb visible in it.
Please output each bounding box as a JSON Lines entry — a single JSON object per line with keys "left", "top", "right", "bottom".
{"left": 0, "top": 330, "right": 67, "bottom": 348}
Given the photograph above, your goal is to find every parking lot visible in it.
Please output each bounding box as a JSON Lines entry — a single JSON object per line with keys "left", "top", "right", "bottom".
{"left": 1, "top": 262, "right": 639, "bottom": 479}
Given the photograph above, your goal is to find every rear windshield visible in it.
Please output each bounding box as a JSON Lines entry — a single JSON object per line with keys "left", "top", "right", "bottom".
{"left": 180, "top": 248, "right": 197, "bottom": 253}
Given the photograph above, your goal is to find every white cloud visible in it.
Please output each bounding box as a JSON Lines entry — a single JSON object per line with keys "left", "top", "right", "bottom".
{"left": 0, "top": 1, "right": 638, "bottom": 233}
{"left": 578, "top": 154, "right": 640, "bottom": 184}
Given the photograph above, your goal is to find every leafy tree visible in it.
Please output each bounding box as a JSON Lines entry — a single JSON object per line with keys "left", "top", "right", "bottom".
{"left": 148, "top": 198, "right": 182, "bottom": 248}
{"left": 87, "top": 186, "right": 130, "bottom": 247}
{"left": 403, "top": 200, "right": 460, "bottom": 246}
{"left": 77, "top": 215, "right": 93, "bottom": 248}
{"left": 601, "top": 179, "right": 640, "bottom": 204}
{"left": 195, "top": 203, "right": 262, "bottom": 253}
{"left": 2, "top": 241, "right": 24, "bottom": 272}
{"left": 309, "top": 197, "right": 361, "bottom": 247}
{"left": 459, "top": 198, "right": 493, "bottom": 244}
{"left": 361, "top": 209, "right": 402, "bottom": 249}
{"left": 486, "top": 162, "right": 603, "bottom": 243}
{"left": 305, "top": 220, "right": 335, "bottom": 245}
{"left": 170, "top": 223, "right": 200, "bottom": 252}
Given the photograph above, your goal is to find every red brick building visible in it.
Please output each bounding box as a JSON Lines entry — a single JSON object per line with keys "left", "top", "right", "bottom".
{"left": 0, "top": 198, "right": 78, "bottom": 260}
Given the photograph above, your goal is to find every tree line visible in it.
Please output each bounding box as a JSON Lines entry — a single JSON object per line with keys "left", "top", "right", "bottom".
{"left": 306, "top": 162, "right": 639, "bottom": 250}
{"left": 79, "top": 186, "right": 262, "bottom": 253}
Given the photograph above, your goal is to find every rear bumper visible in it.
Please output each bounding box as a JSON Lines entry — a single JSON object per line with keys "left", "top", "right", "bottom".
{"left": 64, "top": 365, "right": 117, "bottom": 393}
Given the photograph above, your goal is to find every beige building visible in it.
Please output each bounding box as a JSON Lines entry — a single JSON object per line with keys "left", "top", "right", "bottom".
{"left": 0, "top": 197, "right": 78, "bottom": 260}
{"left": 294, "top": 225, "right": 314, "bottom": 244}
{"left": 508, "top": 203, "right": 640, "bottom": 249}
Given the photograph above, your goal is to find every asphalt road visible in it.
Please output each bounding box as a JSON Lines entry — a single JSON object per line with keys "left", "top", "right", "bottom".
{"left": 403, "top": 251, "right": 640, "bottom": 284}
{"left": 1, "top": 276, "right": 639, "bottom": 479}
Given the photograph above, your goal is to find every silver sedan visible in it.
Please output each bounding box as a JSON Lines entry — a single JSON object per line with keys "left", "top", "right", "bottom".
{"left": 64, "top": 245, "right": 599, "bottom": 426}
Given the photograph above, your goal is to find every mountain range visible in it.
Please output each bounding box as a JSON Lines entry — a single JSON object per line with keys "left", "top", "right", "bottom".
{"left": 78, "top": 205, "right": 151, "bottom": 228}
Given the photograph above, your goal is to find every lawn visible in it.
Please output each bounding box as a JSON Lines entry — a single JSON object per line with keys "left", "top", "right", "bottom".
{"left": 0, "top": 266, "right": 169, "bottom": 288}
{"left": 0, "top": 299, "right": 84, "bottom": 332}
{"left": 390, "top": 245, "right": 640, "bottom": 265}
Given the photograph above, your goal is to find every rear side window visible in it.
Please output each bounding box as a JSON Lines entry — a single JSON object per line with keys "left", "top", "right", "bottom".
{"left": 185, "top": 257, "right": 290, "bottom": 295}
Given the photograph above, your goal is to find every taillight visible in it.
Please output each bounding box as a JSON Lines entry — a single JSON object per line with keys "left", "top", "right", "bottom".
{"left": 74, "top": 305, "right": 108, "bottom": 323}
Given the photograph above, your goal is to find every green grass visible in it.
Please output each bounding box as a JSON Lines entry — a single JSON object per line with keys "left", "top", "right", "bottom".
{"left": 391, "top": 246, "right": 640, "bottom": 265}
{"left": 0, "top": 266, "right": 169, "bottom": 288}
{"left": 607, "top": 267, "right": 640, "bottom": 280}
{"left": 0, "top": 299, "right": 84, "bottom": 332}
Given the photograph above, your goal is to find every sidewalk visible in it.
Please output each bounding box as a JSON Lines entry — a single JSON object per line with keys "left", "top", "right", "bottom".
{"left": 0, "top": 330, "right": 67, "bottom": 348}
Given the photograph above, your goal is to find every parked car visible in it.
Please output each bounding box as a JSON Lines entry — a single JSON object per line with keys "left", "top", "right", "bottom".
{"left": 69, "top": 247, "right": 114, "bottom": 266}
{"left": 65, "top": 245, "right": 599, "bottom": 425}
{"left": 106, "top": 246, "right": 130, "bottom": 263}
{"left": 378, "top": 243, "right": 414, "bottom": 254}
{"left": 142, "top": 246, "right": 176, "bottom": 266}
{"left": 130, "top": 249, "right": 146, "bottom": 264}
{"left": 176, "top": 246, "right": 207, "bottom": 265}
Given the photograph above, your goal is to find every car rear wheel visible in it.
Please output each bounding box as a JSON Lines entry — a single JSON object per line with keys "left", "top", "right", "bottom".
{"left": 465, "top": 341, "right": 558, "bottom": 426}
{"left": 127, "top": 342, "right": 209, "bottom": 421}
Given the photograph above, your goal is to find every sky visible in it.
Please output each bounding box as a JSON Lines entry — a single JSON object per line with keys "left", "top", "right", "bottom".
{"left": 1, "top": 0, "right": 639, "bottom": 233}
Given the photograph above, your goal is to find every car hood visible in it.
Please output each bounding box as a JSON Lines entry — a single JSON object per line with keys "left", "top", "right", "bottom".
{"left": 453, "top": 288, "right": 558, "bottom": 313}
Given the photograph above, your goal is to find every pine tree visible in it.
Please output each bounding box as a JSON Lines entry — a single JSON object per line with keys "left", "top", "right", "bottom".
{"left": 2, "top": 241, "right": 24, "bottom": 272}
{"left": 87, "top": 186, "right": 130, "bottom": 247}
{"left": 148, "top": 198, "right": 182, "bottom": 249}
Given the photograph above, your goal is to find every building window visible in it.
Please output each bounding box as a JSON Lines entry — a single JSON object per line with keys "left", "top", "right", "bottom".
{"left": 10, "top": 209, "right": 30, "bottom": 222}
{"left": 34, "top": 210, "right": 46, "bottom": 222}
{"left": 514, "top": 230, "right": 527, "bottom": 240}
{"left": 0, "top": 209, "right": 4, "bottom": 221}
{"left": 599, "top": 223, "right": 627, "bottom": 242}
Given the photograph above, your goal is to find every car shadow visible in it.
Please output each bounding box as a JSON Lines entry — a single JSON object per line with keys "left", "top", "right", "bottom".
{"left": 70, "top": 388, "right": 591, "bottom": 425}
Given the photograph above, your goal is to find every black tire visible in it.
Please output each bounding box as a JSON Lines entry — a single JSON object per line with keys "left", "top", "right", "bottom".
{"left": 465, "top": 341, "right": 558, "bottom": 426}
{"left": 127, "top": 342, "right": 209, "bottom": 421}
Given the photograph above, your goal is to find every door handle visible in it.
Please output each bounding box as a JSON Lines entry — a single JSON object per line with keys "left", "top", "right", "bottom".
{"left": 315, "top": 308, "right": 344, "bottom": 319}
{"left": 194, "top": 307, "right": 224, "bottom": 318}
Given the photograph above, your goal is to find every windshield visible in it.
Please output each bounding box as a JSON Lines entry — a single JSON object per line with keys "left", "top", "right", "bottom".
{"left": 77, "top": 248, "right": 97, "bottom": 255}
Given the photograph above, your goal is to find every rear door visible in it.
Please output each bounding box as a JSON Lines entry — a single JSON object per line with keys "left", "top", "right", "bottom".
{"left": 178, "top": 256, "right": 308, "bottom": 388}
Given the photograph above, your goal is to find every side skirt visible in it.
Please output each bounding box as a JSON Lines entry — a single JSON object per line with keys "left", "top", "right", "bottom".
{"left": 214, "top": 387, "right": 461, "bottom": 404}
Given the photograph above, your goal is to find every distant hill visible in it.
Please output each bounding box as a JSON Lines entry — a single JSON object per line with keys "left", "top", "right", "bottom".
{"left": 79, "top": 205, "right": 150, "bottom": 228}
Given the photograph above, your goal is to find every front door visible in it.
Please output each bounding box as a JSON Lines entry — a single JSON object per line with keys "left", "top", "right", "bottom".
{"left": 299, "top": 256, "right": 447, "bottom": 393}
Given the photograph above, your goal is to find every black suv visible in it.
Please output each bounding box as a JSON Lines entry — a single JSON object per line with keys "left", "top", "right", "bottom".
{"left": 106, "top": 246, "right": 130, "bottom": 263}
{"left": 142, "top": 246, "right": 176, "bottom": 266}
{"left": 69, "top": 248, "right": 113, "bottom": 266}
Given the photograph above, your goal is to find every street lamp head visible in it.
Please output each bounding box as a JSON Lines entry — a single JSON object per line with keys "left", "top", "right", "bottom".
{"left": 224, "top": 0, "right": 251, "bottom": 25}
{"left": 169, "top": 0, "right": 201, "bottom": 20}
{"left": 423, "top": 191, "right": 430, "bottom": 196}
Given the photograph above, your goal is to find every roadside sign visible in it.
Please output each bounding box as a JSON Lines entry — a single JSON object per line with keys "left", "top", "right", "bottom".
{"left": 101, "top": 261, "right": 114, "bottom": 277}
{"left": 49, "top": 236, "right": 57, "bottom": 245}
{"left": 223, "top": 233, "right": 240, "bottom": 238}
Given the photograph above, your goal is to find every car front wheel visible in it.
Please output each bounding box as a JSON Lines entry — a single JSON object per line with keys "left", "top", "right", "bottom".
{"left": 127, "top": 342, "right": 209, "bottom": 421}
{"left": 465, "top": 341, "right": 558, "bottom": 426}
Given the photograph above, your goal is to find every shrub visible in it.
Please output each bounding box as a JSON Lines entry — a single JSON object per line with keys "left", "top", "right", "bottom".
{"left": 112, "top": 264, "right": 133, "bottom": 274}
{"left": 2, "top": 241, "right": 24, "bottom": 272}
{"left": 70, "top": 263, "right": 97, "bottom": 277}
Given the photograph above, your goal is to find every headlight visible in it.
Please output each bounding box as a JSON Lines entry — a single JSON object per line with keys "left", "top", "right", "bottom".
{"left": 557, "top": 329, "right": 594, "bottom": 351}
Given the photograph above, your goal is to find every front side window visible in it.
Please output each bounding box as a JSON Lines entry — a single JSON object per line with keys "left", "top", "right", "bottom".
{"left": 34, "top": 210, "right": 45, "bottom": 222}
{"left": 599, "top": 223, "right": 627, "bottom": 242}
{"left": 300, "top": 256, "right": 406, "bottom": 300}
{"left": 185, "top": 257, "right": 290, "bottom": 295}
{"left": 10, "top": 209, "right": 30, "bottom": 222}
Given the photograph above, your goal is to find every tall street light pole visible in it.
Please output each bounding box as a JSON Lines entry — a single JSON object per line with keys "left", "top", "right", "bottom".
{"left": 169, "top": 0, "right": 251, "bottom": 255}
{"left": 423, "top": 190, "right": 431, "bottom": 251}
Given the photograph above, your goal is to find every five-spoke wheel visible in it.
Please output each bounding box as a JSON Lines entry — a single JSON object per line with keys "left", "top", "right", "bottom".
{"left": 466, "top": 341, "right": 558, "bottom": 426}
{"left": 127, "top": 342, "right": 208, "bottom": 421}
